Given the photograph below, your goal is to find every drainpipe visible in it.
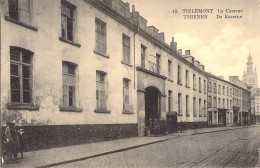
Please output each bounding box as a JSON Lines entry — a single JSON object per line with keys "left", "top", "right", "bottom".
{"left": 207, "top": 78, "right": 209, "bottom": 126}
{"left": 133, "top": 28, "right": 139, "bottom": 89}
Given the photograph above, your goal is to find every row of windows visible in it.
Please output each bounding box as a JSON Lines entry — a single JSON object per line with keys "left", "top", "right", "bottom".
{"left": 168, "top": 91, "right": 206, "bottom": 117}
{"left": 208, "top": 96, "right": 233, "bottom": 110}
{"left": 173, "top": 65, "right": 206, "bottom": 92}
{"left": 10, "top": 47, "right": 131, "bottom": 112}
{"left": 8, "top": 0, "right": 208, "bottom": 85}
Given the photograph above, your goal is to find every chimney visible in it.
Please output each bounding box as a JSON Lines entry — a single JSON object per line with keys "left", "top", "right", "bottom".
{"left": 132, "top": 5, "right": 135, "bottom": 12}
{"left": 170, "top": 37, "right": 177, "bottom": 51}
{"left": 178, "top": 49, "right": 182, "bottom": 55}
{"left": 185, "top": 50, "right": 191, "bottom": 55}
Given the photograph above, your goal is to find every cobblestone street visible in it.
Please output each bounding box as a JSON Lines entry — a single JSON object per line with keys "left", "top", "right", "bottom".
{"left": 56, "top": 126, "right": 260, "bottom": 168}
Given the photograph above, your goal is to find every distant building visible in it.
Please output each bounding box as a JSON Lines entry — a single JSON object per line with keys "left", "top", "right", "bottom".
{"left": 242, "top": 53, "right": 258, "bottom": 124}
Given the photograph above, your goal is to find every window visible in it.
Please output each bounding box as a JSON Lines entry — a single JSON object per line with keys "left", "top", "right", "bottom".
{"left": 62, "top": 62, "right": 76, "bottom": 107}
{"left": 186, "top": 95, "right": 189, "bottom": 116}
{"left": 96, "top": 71, "right": 107, "bottom": 109}
{"left": 156, "top": 54, "right": 160, "bottom": 74}
{"left": 168, "top": 90, "right": 172, "bottom": 112}
{"left": 218, "top": 98, "right": 221, "bottom": 108}
{"left": 213, "top": 83, "right": 216, "bottom": 93}
{"left": 9, "top": 0, "right": 31, "bottom": 24}
{"left": 123, "top": 34, "right": 130, "bottom": 64}
{"left": 141, "top": 45, "right": 146, "bottom": 68}
{"left": 227, "top": 87, "right": 229, "bottom": 96}
{"left": 227, "top": 99, "right": 229, "bottom": 109}
{"left": 177, "top": 65, "right": 182, "bottom": 84}
{"left": 61, "top": 1, "right": 75, "bottom": 41}
{"left": 193, "top": 97, "right": 196, "bottom": 117}
{"left": 208, "top": 96, "right": 212, "bottom": 108}
{"left": 178, "top": 93, "right": 182, "bottom": 115}
{"left": 218, "top": 85, "right": 221, "bottom": 94}
{"left": 186, "top": 70, "right": 189, "bottom": 87}
{"left": 204, "top": 80, "right": 206, "bottom": 93}
{"left": 223, "top": 99, "right": 225, "bottom": 108}
{"left": 10, "top": 46, "right": 33, "bottom": 103}
{"left": 230, "top": 100, "right": 232, "bottom": 109}
{"left": 199, "top": 99, "right": 202, "bottom": 117}
{"left": 213, "top": 97, "right": 217, "bottom": 108}
{"left": 222, "top": 86, "right": 225, "bottom": 95}
{"left": 123, "top": 79, "right": 130, "bottom": 111}
{"left": 204, "top": 100, "right": 207, "bottom": 117}
{"left": 199, "top": 77, "right": 201, "bottom": 92}
{"left": 168, "top": 60, "right": 172, "bottom": 80}
{"left": 208, "top": 82, "right": 212, "bottom": 92}
{"left": 193, "top": 74, "right": 196, "bottom": 90}
{"left": 95, "top": 18, "right": 106, "bottom": 55}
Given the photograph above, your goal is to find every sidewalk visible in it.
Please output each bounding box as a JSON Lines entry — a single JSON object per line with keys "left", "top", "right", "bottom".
{"left": 2, "top": 125, "right": 251, "bottom": 168}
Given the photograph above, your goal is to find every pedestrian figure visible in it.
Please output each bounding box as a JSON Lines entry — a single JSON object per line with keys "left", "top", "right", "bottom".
{"left": 183, "top": 121, "right": 186, "bottom": 133}
{"left": 180, "top": 121, "right": 183, "bottom": 133}
{"left": 153, "top": 119, "right": 159, "bottom": 137}
{"left": 194, "top": 122, "right": 198, "bottom": 133}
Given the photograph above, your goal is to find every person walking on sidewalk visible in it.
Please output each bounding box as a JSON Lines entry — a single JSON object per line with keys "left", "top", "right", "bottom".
{"left": 194, "top": 122, "right": 198, "bottom": 133}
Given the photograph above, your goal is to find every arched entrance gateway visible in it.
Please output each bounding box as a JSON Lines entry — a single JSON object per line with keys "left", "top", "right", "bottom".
{"left": 145, "top": 87, "right": 161, "bottom": 129}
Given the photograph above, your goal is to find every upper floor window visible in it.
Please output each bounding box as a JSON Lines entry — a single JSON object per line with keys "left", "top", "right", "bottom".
{"left": 61, "top": 1, "right": 75, "bottom": 41}
{"left": 168, "top": 60, "right": 172, "bottom": 80}
{"left": 10, "top": 46, "right": 33, "bottom": 103}
{"left": 62, "top": 62, "right": 77, "bottom": 107}
{"left": 96, "top": 71, "right": 107, "bottom": 110}
{"left": 177, "top": 65, "right": 182, "bottom": 84}
{"left": 213, "top": 83, "right": 216, "bottom": 93}
{"left": 156, "top": 54, "right": 161, "bottom": 74}
{"left": 141, "top": 45, "right": 146, "bottom": 68}
{"left": 95, "top": 18, "right": 106, "bottom": 55}
{"left": 199, "top": 77, "right": 201, "bottom": 92}
{"left": 218, "top": 85, "right": 221, "bottom": 94}
{"left": 9, "top": 0, "right": 31, "bottom": 24}
{"left": 227, "top": 87, "right": 229, "bottom": 96}
{"left": 208, "top": 82, "right": 212, "bottom": 92}
{"left": 122, "top": 34, "right": 130, "bottom": 64}
{"left": 186, "top": 70, "right": 189, "bottom": 87}
{"left": 208, "top": 96, "right": 212, "bottom": 108}
{"left": 204, "top": 80, "right": 206, "bottom": 93}
{"left": 193, "top": 74, "right": 196, "bottom": 90}
{"left": 213, "top": 97, "right": 217, "bottom": 108}
{"left": 222, "top": 86, "right": 225, "bottom": 95}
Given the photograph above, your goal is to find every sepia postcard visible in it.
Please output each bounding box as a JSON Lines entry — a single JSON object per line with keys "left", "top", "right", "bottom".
{"left": 1, "top": 0, "right": 260, "bottom": 167}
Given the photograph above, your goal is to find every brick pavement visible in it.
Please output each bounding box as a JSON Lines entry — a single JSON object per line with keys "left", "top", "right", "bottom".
{"left": 1, "top": 125, "right": 253, "bottom": 168}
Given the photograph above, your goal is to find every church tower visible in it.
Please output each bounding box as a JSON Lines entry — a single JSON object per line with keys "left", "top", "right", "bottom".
{"left": 242, "top": 52, "right": 258, "bottom": 94}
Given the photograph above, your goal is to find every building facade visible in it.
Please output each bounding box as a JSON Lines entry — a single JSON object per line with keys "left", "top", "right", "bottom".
{"left": 0, "top": 0, "right": 250, "bottom": 151}
{"left": 207, "top": 74, "right": 251, "bottom": 127}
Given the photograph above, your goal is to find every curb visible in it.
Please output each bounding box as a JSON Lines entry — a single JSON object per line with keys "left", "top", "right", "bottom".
{"left": 191, "top": 126, "right": 249, "bottom": 135}
{"left": 37, "top": 126, "right": 252, "bottom": 168}
{"left": 36, "top": 139, "right": 169, "bottom": 168}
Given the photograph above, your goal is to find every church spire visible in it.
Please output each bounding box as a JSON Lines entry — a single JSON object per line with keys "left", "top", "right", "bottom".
{"left": 246, "top": 47, "right": 253, "bottom": 74}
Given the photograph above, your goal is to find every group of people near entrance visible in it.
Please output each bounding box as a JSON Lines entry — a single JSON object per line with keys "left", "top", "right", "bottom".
{"left": 148, "top": 118, "right": 167, "bottom": 136}
{"left": 2, "top": 122, "right": 24, "bottom": 163}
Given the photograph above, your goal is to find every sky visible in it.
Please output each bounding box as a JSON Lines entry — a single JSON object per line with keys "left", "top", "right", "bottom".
{"left": 127, "top": 0, "right": 260, "bottom": 81}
